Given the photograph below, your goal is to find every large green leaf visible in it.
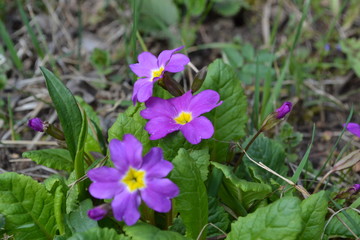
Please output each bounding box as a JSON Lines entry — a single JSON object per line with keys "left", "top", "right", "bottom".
{"left": 242, "top": 134, "right": 288, "bottom": 184}
{"left": 226, "top": 197, "right": 303, "bottom": 240}
{"left": 188, "top": 146, "right": 210, "bottom": 182}
{"left": 212, "top": 162, "right": 272, "bottom": 214}
{"left": 325, "top": 209, "right": 360, "bottom": 238}
{"left": 108, "top": 104, "right": 155, "bottom": 153}
{"left": 0, "top": 172, "right": 57, "bottom": 240}
{"left": 68, "top": 227, "right": 129, "bottom": 240}
{"left": 41, "top": 67, "right": 83, "bottom": 160}
{"left": 200, "top": 59, "right": 248, "bottom": 162}
{"left": 124, "top": 223, "right": 188, "bottom": 240}
{"left": 23, "top": 149, "right": 73, "bottom": 172}
{"left": 299, "top": 191, "right": 328, "bottom": 240}
{"left": 170, "top": 148, "right": 208, "bottom": 240}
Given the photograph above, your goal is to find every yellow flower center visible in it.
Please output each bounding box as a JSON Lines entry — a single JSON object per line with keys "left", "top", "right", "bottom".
{"left": 121, "top": 167, "right": 146, "bottom": 192}
{"left": 151, "top": 66, "right": 164, "bottom": 81}
{"left": 174, "top": 111, "right": 193, "bottom": 125}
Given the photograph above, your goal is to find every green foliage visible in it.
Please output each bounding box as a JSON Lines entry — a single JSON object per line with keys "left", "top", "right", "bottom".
{"left": 226, "top": 197, "right": 303, "bottom": 240}
{"left": 188, "top": 146, "right": 210, "bottom": 182}
{"left": 108, "top": 104, "right": 155, "bottom": 153}
{"left": 68, "top": 228, "right": 129, "bottom": 240}
{"left": 170, "top": 148, "right": 208, "bottom": 240}
{"left": 176, "top": 0, "right": 206, "bottom": 16}
{"left": 242, "top": 134, "right": 288, "bottom": 185}
{"left": 325, "top": 209, "right": 360, "bottom": 238}
{"left": 277, "top": 122, "right": 303, "bottom": 162}
{"left": 207, "top": 196, "right": 230, "bottom": 237}
{"left": 23, "top": 149, "right": 73, "bottom": 172}
{"left": 0, "top": 172, "right": 57, "bottom": 239}
{"left": 41, "top": 67, "right": 83, "bottom": 160}
{"left": 340, "top": 38, "right": 360, "bottom": 77}
{"left": 67, "top": 199, "right": 98, "bottom": 234}
{"left": 299, "top": 191, "right": 328, "bottom": 240}
{"left": 213, "top": 0, "right": 248, "bottom": 17}
{"left": 212, "top": 162, "right": 272, "bottom": 214}
{"left": 90, "top": 48, "right": 111, "bottom": 73}
{"left": 139, "top": 0, "right": 179, "bottom": 32}
{"left": 124, "top": 223, "right": 188, "bottom": 239}
{"left": 200, "top": 59, "right": 248, "bottom": 163}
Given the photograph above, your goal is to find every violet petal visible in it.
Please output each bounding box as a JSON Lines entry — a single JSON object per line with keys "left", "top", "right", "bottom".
{"left": 180, "top": 116, "right": 214, "bottom": 144}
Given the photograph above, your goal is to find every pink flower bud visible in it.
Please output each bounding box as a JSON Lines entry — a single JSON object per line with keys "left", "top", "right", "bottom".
{"left": 275, "top": 102, "right": 292, "bottom": 119}
{"left": 88, "top": 206, "right": 108, "bottom": 221}
{"left": 28, "top": 118, "right": 45, "bottom": 132}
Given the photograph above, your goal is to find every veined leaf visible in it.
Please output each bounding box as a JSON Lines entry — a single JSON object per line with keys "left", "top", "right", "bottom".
{"left": 226, "top": 197, "right": 302, "bottom": 240}
{"left": 124, "top": 222, "right": 188, "bottom": 240}
{"left": 67, "top": 199, "right": 97, "bottom": 234}
{"left": 200, "top": 59, "right": 248, "bottom": 163}
{"left": 68, "top": 227, "right": 129, "bottom": 240}
{"left": 0, "top": 172, "right": 57, "bottom": 240}
{"left": 325, "top": 209, "right": 360, "bottom": 238}
{"left": 207, "top": 196, "right": 230, "bottom": 237}
{"left": 212, "top": 162, "right": 272, "bottom": 214}
{"left": 108, "top": 104, "right": 155, "bottom": 153}
{"left": 299, "top": 191, "right": 328, "bottom": 240}
{"left": 41, "top": 67, "right": 83, "bottom": 160}
{"left": 171, "top": 149, "right": 208, "bottom": 240}
{"left": 23, "top": 149, "right": 73, "bottom": 172}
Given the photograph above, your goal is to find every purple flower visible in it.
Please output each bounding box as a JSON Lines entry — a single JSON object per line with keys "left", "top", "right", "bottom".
{"left": 88, "top": 205, "right": 108, "bottom": 221}
{"left": 343, "top": 123, "right": 360, "bottom": 138}
{"left": 87, "top": 134, "right": 179, "bottom": 226}
{"left": 129, "top": 46, "right": 190, "bottom": 104}
{"left": 140, "top": 90, "right": 222, "bottom": 144}
{"left": 28, "top": 118, "right": 45, "bottom": 132}
{"left": 349, "top": 184, "right": 360, "bottom": 193}
{"left": 275, "top": 102, "right": 292, "bottom": 119}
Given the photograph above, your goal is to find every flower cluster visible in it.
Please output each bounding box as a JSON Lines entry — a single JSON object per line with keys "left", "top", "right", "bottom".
{"left": 88, "top": 134, "right": 179, "bottom": 225}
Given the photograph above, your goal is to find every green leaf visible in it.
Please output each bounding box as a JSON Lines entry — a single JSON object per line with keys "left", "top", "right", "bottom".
{"left": 207, "top": 197, "right": 230, "bottom": 237}
{"left": 325, "top": 209, "right": 360, "bottom": 238}
{"left": 23, "top": 149, "right": 73, "bottom": 172}
{"left": 0, "top": 172, "right": 57, "bottom": 240}
{"left": 200, "top": 59, "right": 248, "bottom": 163}
{"left": 226, "top": 197, "right": 303, "bottom": 240}
{"left": 242, "top": 134, "right": 288, "bottom": 184}
{"left": 124, "top": 222, "right": 188, "bottom": 240}
{"left": 108, "top": 104, "right": 155, "bottom": 153}
{"left": 188, "top": 146, "right": 210, "bottom": 182}
{"left": 180, "top": 0, "right": 206, "bottom": 16}
{"left": 67, "top": 199, "right": 98, "bottom": 234}
{"left": 213, "top": 0, "right": 246, "bottom": 17}
{"left": 68, "top": 227, "right": 129, "bottom": 240}
{"left": 41, "top": 67, "right": 83, "bottom": 160}
{"left": 54, "top": 185, "right": 66, "bottom": 235}
{"left": 171, "top": 149, "right": 208, "bottom": 240}
{"left": 298, "top": 191, "right": 328, "bottom": 240}
{"left": 212, "top": 162, "right": 272, "bottom": 213}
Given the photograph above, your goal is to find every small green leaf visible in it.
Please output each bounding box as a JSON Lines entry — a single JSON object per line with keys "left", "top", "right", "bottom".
{"left": 212, "top": 162, "right": 272, "bottom": 214}
{"left": 299, "top": 191, "right": 328, "bottom": 240}
{"left": 171, "top": 149, "right": 208, "bottom": 240}
{"left": 54, "top": 185, "right": 66, "bottom": 235}
{"left": 23, "top": 149, "right": 73, "bottom": 172}
{"left": 325, "top": 209, "right": 360, "bottom": 238}
{"left": 226, "top": 197, "right": 303, "bottom": 240}
{"left": 180, "top": 0, "right": 206, "bottom": 16}
{"left": 41, "top": 67, "right": 83, "bottom": 160}
{"left": 68, "top": 227, "right": 129, "bottom": 240}
{"left": 200, "top": 59, "right": 248, "bottom": 163}
{"left": 140, "top": 0, "right": 179, "bottom": 30}
{"left": 108, "top": 104, "right": 155, "bottom": 153}
{"left": 0, "top": 172, "right": 57, "bottom": 239}
{"left": 124, "top": 222, "right": 188, "bottom": 240}
{"left": 68, "top": 199, "right": 98, "bottom": 234}
{"left": 213, "top": 0, "right": 246, "bottom": 17}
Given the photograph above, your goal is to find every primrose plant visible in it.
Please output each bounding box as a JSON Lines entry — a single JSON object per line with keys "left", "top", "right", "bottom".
{"left": 1, "top": 46, "right": 360, "bottom": 240}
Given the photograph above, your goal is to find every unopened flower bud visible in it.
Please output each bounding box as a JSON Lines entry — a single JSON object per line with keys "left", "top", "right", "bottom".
{"left": 349, "top": 184, "right": 360, "bottom": 194}
{"left": 261, "top": 102, "right": 292, "bottom": 131}
{"left": 158, "top": 73, "right": 185, "bottom": 97}
{"left": 28, "top": 118, "right": 48, "bottom": 132}
{"left": 88, "top": 204, "right": 110, "bottom": 221}
{"left": 191, "top": 67, "right": 207, "bottom": 93}
{"left": 343, "top": 123, "right": 360, "bottom": 138}
{"left": 275, "top": 102, "right": 292, "bottom": 119}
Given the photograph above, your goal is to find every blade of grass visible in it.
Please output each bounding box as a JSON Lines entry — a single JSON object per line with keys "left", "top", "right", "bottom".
{"left": 309, "top": 106, "right": 354, "bottom": 190}
{"left": 0, "top": 20, "right": 23, "bottom": 70}
{"left": 252, "top": 55, "right": 260, "bottom": 129}
{"left": 16, "top": 0, "right": 44, "bottom": 59}
{"left": 262, "top": 0, "right": 310, "bottom": 118}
